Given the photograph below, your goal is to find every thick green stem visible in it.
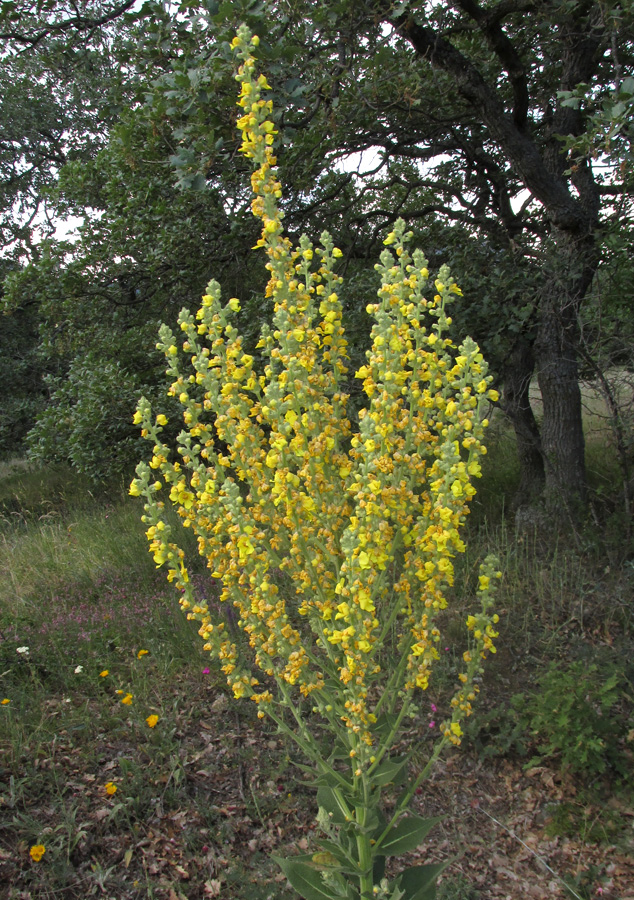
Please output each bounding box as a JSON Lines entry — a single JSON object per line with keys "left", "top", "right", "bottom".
{"left": 355, "top": 778, "right": 374, "bottom": 900}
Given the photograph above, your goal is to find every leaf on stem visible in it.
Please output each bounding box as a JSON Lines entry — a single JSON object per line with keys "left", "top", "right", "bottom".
{"left": 377, "top": 815, "right": 443, "bottom": 856}
{"left": 397, "top": 862, "right": 449, "bottom": 900}
{"left": 316, "top": 785, "right": 353, "bottom": 825}
{"left": 370, "top": 755, "right": 409, "bottom": 788}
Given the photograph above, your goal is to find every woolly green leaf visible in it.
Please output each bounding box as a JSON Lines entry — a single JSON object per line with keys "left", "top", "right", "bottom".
{"left": 377, "top": 815, "right": 443, "bottom": 856}
{"left": 274, "top": 855, "right": 357, "bottom": 900}
{"left": 398, "top": 862, "right": 448, "bottom": 900}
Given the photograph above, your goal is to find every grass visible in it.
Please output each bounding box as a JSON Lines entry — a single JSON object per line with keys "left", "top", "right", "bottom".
{"left": 0, "top": 435, "right": 633, "bottom": 899}
{"left": 0, "top": 463, "right": 304, "bottom": 899}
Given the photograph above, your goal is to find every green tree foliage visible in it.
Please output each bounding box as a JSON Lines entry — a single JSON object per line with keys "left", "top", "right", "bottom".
{"left": 2, "top": 0, "right": 632, "bottom": 504}
{"left": 112, "top": 0, "right": 634, "bottom": 509}
{"left": 0, "top": 2, "right": 266, "bottom": 478}
{"left": 0, "top": 0, "right": 157, "bottom": 260}
{"left": 0, "top": 261, "right": 46, "bottom": 458}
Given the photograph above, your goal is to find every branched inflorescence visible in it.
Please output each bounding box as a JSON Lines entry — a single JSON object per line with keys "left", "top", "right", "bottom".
{"left": 130, "top": 24, "right": 500, "bottom": 763}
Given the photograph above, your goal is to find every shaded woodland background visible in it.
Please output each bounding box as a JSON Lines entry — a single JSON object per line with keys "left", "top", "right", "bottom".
{"left": 1, "top": 2, "right": 633, "bottom": 898}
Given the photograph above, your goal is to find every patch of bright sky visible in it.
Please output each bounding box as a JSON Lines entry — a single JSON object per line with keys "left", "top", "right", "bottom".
{"left": 334, "top": 145, "right": 539, "bottom": 219}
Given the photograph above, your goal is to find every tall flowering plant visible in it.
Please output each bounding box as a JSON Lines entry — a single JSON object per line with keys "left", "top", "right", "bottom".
{"left": 131, "top": 25, "right": 501, "bottom": 900}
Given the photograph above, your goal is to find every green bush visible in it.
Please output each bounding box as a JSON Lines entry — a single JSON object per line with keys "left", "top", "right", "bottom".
{"left": 522, "top": 660, "right": 630, "bottom": 777}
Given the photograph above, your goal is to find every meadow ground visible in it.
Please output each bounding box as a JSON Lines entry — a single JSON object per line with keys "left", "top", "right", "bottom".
{"left": 0, "top": 410, "right": 633, "bottom": 900}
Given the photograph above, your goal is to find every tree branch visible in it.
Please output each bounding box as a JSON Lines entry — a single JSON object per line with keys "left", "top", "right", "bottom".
{"left": 0, "top": 0, "right": 138, "bottom": 49}
{"left": 450, "top": 0, "right": 530, "bottom": 129}
{"left": 387, "top": 9, "right": 588, "bottom": 232}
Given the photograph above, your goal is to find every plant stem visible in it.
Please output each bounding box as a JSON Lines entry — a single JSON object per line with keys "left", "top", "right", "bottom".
{"left": 356, "top": 777, "right": 374, "bottom": 900}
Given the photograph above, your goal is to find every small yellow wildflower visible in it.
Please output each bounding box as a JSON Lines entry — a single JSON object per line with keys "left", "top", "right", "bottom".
{"left": 137, "top": 649, "right": 149, "bottom": 659}
{"left": 1, "top": 698, "right": 10, "bottom": 705}
{"left": 121, "top": 693, "right": 133, "bottom": 705}
{"left": 99, "top": 670, "right": 109, "bottom": 678}
{"left": 146, "top": 714, "right": 159, "bottom": 728}
{"left": 105, "top": 782, "right": 117, "bottom": 795}
{"left": 29, "top": 844, "right": 46, "bottom": 862}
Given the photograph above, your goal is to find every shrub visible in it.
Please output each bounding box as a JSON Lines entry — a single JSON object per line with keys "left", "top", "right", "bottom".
{"left": 523, "top": 660, "right": 630, "bottom": 777}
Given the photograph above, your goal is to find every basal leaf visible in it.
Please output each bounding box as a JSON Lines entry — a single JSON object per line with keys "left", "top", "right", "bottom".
{"left": 273, "top": 856, "right": 349, "bottom": 900}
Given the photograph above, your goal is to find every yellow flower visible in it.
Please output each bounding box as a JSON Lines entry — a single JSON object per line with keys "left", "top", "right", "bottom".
{"left": 105, "top": 782, "right": 117, "bottom": 795}
{"left": 99, "top": 670, "right": 109, "bottom": 678}
{"left": 133, "top": 36, "right": 499, "bottom": 758}
{"left": 137, "top": 649, "right": 149, "bottom": 659}
{"left": 1, "top": 698, "right": 10, "bottom": 705}
{"left": 29, "top": 844, "right": 46, "bottom": 862}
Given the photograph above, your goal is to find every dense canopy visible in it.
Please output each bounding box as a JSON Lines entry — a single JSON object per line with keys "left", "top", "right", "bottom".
{"left": 1, "top": 0, "right": 633, "bottom": 511}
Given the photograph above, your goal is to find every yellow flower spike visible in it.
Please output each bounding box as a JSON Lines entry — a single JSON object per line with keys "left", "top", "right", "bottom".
{"left": 130, "top": 37, "right": 500, "bottom": 893}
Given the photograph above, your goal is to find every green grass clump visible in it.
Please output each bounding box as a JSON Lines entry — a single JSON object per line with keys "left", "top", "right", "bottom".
{"left": 0, "top": 462, "right": 307, "bottom": 900}
{"left": 0, "top": 460, "right": 102, "bottom": 520}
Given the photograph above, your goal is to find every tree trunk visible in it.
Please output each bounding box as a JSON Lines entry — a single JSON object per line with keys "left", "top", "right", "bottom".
{"left": 502, "top": 336, "right": 545, "bottom": 508}
{"left": 533, "top": 230, "right": 598, "bottom": 516}
{"left": 535, "top": 302, "right": 586, "bottom": 511}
